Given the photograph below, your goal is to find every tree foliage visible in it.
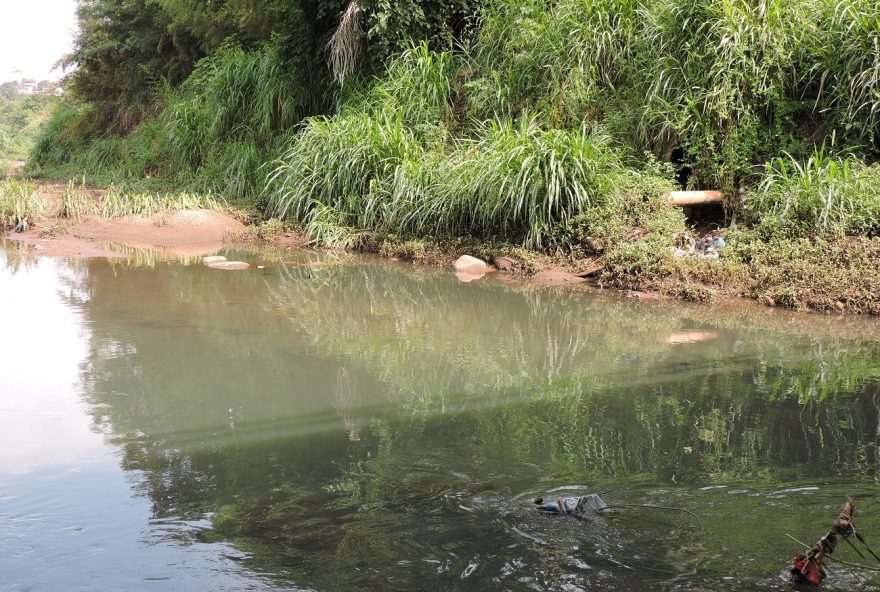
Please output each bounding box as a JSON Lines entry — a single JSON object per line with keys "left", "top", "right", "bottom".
{"left": 0, "top": 94, "right": 55, "bottom": 161}
{"left": 60, "top": 0, "right": 478, "bottom": 135}
{"left": 62, "top": 0, "right": 203, "bottom": 131}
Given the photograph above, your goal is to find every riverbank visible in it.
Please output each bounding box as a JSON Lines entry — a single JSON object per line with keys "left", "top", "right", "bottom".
{"left": 1, "top": 181, "right": 245, "bottom": 258}
{"left": 3, "top": 179, "right": 878, "bottom": 315}
{"left": 366, "top": 232, "right": 880, "bottom": 314}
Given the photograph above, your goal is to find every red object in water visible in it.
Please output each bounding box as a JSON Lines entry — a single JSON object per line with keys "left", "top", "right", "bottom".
{"left": 791, "top": 554, "right": 824, "bottom": 586}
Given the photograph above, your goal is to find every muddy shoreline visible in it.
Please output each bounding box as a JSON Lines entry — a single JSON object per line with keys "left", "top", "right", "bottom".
{"left": 3, "top": 182, "right": 878, "bottom": 316}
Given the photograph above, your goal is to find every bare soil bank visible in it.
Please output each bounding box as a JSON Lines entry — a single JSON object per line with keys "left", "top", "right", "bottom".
{"left": 6, "top": 183, "right": 245, "bottom": 258}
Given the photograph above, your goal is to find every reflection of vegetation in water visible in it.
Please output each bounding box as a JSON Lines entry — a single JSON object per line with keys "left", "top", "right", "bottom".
{"left": 64, "top": 255, "right": 880, "bottom": 476}
{"left": 264, "top": 263, "right": 880, "bottom": 412}
{"left": 0, "top": 238, "right": 40, "bottom": 274}
{"left": 45, "top": 252, "right": 880, "bottom": 590}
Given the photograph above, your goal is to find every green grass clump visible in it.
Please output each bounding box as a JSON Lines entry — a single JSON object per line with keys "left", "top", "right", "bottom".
{"left": 465, "top": 0, "right": 638, "bottom": 124}
{"left": 151, "top": 39, "right": 326, "bottom": 201}
{"left": 97, "top": 188, "right": 223, "bottom": 218}
{"left": 268, "top": 111, "right": 427, "bottom": 234}
{"left": 744, "top": 150, "right": 880, "bottom": 238}
{"left": 268, "top": 112, "right": 675, "bottom": 249}
{"left": 0, "top": 179, "right": 45, "bottom": 228}
{"left": 30, "top": 102, "right": 92, "bottom": 168}
{"left": 409, "top": 119, "right": 648, "bottom": 249}
{"left": 267, "top": 44, "right": 455, "bottom": 244}
{"left": 58, "top": 182, "right": 223, "bottom": 221}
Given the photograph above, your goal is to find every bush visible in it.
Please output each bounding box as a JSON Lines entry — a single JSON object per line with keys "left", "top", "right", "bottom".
{"left": 30, "top": 102, "right": 94, "bottom": 168}
{"left": 745, "top": 150, "right": 880, "bottom": 238}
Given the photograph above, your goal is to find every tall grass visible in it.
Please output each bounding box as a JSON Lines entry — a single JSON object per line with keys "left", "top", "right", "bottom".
{"left": 163, "top": 40, "right": 320, "bottom": 165}
{"left": 30, "top": 102, "right": 93, "bottom": 167}
{"left": 812, "top": 0, "right": 880, "bottom": 148}
{"left": 268, "top": 43, "right": 455, "bottom": 242}
{"left": 0, "top": 179, "right": 45, "bottom": 228}
{"left": 28, "top": 0, "right": 880, "bottom": 244}
{"left": 268, "top": 112, "right": 426, "bottom": 231}
{"left": 404, "top": 118, "right": 634, "bottom": 248}
{"left": 745, "top": 149, "right": 880, "bottom": 238}
{"left": 269, "top": 97, "right": 674, "bottom": 248}
{"left": 59, "top": 183, "right": 223, "bottom": 220}
{"left": 465, "top": 0, "right": 639, "bottom": 123}
{"left": 634, "top": 0, "right": 813, "bottom": 186}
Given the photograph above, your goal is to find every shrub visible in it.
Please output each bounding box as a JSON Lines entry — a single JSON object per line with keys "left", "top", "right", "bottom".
{"left": 744, "top": 150, "right": 880, "bottom": 238}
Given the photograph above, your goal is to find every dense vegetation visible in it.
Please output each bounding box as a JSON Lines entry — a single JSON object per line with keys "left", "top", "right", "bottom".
{"left": 0, "top": 88, "right": 56, "bottom": 169}
{"left": 24, "top": 0, "right": 880, "bottom": 311}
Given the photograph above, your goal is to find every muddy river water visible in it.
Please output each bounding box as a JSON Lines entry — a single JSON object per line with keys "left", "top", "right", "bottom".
{"left": 1, "top": 242, "right": 879, "bottom": 591}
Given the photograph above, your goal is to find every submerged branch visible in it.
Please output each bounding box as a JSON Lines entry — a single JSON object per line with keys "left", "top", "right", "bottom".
{"left": 789, "top": 497, "right": 857, "bottom": 585}
{"left": 787, "top": 533, "right": 880, "bottom": 573}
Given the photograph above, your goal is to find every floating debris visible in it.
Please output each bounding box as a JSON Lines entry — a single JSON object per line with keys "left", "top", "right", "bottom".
{"left": 534, "top": 494, "right": 609, "bottom": 515}
{"left": 533, "top": 492, "right": 704, "bottom": 528}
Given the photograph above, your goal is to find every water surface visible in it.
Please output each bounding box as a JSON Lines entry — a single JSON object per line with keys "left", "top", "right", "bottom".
{"left": 1, "top": 242, "right": 879, "bottom": 591}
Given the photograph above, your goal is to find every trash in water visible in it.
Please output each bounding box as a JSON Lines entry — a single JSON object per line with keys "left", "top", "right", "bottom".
{"left": 533, "top": 494, "right": 609, "bottom": 516}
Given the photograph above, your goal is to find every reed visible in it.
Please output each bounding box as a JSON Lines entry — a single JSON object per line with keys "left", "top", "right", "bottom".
{"left": 98, "top": 189, "right": 223, "bottom": 218}
{"left": 0, "top": 179, "right": 45, "bottom": 228}
{"left": 59, "top": 182, "right": 98, "bottom": 221}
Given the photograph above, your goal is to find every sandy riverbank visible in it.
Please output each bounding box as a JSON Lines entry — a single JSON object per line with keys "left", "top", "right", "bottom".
{"left": 4, "top": 182, "right": 246, "bottom": 258}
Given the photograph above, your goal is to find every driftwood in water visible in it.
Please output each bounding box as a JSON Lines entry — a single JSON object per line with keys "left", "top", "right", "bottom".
{"left": 665, "top": 190, "right": 725, "bottom": 206}
{"left": 791, "top": 497, "right": 855, "bottom": 586}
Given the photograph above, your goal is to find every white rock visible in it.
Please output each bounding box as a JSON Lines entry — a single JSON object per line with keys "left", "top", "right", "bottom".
{"left": 203, "top": 255, "right": 227, "bottom": 265}
{"left": 453, "top": 255, "right": 490, "bottom": 272}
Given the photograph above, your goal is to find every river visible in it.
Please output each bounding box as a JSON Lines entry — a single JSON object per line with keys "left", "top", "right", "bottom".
{"left": 1, "top": 241, "right": 879, "bottom": 591}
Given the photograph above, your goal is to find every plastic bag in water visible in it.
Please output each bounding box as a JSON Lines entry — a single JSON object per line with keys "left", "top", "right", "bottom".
{"left": 536, "top": 494, "right": 608, "bottom": 515}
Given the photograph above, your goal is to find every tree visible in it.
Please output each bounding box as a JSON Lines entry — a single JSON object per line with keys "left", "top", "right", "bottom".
{"left": 0, "top": 82, "right": 19, "bottom": 101}
{"left": 62, "top": 0, "right": 204, "bottom": 132}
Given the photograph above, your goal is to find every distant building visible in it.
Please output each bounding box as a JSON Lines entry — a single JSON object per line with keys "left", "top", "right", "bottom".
{"left": 18, "top": 78, "right": 37, "bottom": 94}
{"left": 15, "top": 78, "right": 63, "bottom": 97}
